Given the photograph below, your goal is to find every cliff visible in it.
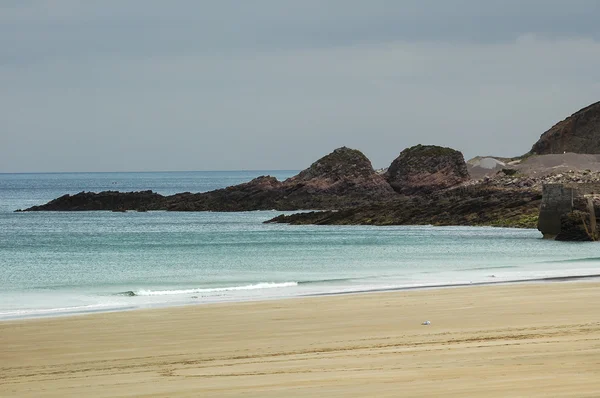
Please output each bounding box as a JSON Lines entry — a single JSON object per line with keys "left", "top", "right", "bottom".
{"left": 531, "top": 101, "right": 600, "bottom": 155}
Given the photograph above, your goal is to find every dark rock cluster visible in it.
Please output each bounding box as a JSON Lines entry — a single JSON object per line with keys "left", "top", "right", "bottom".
{"left": 23, "top": 190, "right": 164, "bottom": 212}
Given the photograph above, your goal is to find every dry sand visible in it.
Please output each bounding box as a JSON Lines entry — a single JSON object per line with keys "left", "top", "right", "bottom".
{"left": 2, "top": 282, "right": 600, "bottom": 397}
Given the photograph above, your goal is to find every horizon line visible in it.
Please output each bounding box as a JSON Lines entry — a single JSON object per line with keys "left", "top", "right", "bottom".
{"left": 0, "top": 169, "right": 302, "bottom": 176}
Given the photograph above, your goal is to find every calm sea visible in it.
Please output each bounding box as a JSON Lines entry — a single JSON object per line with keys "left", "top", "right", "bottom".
{"left": 1, "top": 171, "right": 599, "bottom": 320}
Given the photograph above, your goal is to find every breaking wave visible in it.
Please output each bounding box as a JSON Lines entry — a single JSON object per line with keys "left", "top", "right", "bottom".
{"left": 118, "top": 281, "right": 299, "bottom": 297}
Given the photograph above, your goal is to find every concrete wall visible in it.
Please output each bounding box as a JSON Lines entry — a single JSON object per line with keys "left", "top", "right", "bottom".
{"left": 537, "top": 184, "right": 574, "bottom": 238}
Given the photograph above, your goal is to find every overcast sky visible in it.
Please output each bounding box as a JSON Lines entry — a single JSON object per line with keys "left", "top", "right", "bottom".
{"left": 1, "top": 1, "right": 600, "bottom": 172}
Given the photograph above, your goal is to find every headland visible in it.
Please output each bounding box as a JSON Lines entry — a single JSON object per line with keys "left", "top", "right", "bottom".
{"left": 18, "top": 101, "right": 600, "bottom": 240}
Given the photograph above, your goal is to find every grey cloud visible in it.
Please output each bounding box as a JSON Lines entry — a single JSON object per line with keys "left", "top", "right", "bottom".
{"left": 0, "top": 1, "right": 599, "bottom": 172}
{"left": 2, "top": 1, "right": 600, "bottom": 64}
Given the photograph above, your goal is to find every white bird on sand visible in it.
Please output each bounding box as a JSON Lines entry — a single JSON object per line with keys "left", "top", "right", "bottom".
{"left": 422, "top": 320, "right": 431, "bottom": 326}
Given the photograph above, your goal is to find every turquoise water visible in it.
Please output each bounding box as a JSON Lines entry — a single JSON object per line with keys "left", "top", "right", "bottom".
{"left": 1, "top": 171, "right": 599, "bottom": 320}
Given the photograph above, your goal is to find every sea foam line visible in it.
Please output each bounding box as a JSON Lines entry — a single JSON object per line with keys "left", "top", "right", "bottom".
{"left": 131, "top": 281, "right": 299, "bottom": 296}
{"left": 0, "top": 302, "right": 119, "bottom": 317}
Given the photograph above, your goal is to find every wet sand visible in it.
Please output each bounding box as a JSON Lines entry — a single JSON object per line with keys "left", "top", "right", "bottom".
{"left": 2, "top": 282, "right": 600, "bottom": 397}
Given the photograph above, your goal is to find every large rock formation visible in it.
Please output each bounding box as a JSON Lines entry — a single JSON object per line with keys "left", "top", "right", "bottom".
{"left": 384, "top": 145, "right": 469, "bottom": 194}
{"left": 531, "top": 101, "right": 600, "bottom": 155}
{"left": 22, "top": 147, "right": 395, "bottom": 212}
{"left": 282, "top": 146, "right": 395, "bottom": 205}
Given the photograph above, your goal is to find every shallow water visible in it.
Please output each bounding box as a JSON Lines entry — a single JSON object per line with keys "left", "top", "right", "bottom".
{"left": 1, "top": 171, "right": 598, "bottom": 320}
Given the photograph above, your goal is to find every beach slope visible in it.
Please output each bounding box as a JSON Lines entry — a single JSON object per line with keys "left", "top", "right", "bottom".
{"left": 1, "top": 283, "right": 600, "bottom": 397}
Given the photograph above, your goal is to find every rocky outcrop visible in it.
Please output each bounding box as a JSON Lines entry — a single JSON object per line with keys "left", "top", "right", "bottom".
{"left": 23, "top": 190, "right": 165, "bottom": 212}
{"left": 384, "top": 145, "right": 469, "bottom": 194}
{"left": 22, "top": 147, "right": 395, "bottom": 212}
{"left": 163, "top": 148, "right": 394, "bottom": 211}
{"left": 162, "top": 176, "right": 286, "bottom": 211}
{"left": 531, "top": 101, "right": 600, "bottom": 155}
{"left": 282, "top": 147, "right": 395, "bottom": 204}
{"left": 267, "top": 186, "right": 542, "bottom": 228}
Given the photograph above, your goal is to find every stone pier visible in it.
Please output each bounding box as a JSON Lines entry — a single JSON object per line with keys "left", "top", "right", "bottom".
{"left": 537, "top": 184, "right": 574, "bottom": 239}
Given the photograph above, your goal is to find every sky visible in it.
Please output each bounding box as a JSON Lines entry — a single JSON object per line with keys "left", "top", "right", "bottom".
{"left": 1, "top": 1, "right": 600, "bottom": 172}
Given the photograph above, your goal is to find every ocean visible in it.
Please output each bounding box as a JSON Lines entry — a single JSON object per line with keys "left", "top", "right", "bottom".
{"left": 1, "top": 171, "right": 599, "bottom": 320}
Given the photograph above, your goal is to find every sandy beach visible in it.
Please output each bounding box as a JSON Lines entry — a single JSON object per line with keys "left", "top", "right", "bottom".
{"left": 2, "top": 282, "right": 600, "bottom": 397}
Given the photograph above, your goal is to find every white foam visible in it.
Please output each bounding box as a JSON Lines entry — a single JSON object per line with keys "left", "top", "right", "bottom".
{"left": 0, "top": 302, "right": 118, "bottom": 318}
{"left": 135, "top": 282, "right": 299, "bottom": 296}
